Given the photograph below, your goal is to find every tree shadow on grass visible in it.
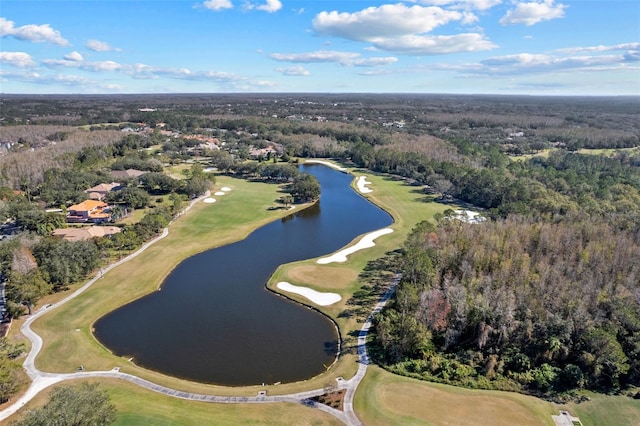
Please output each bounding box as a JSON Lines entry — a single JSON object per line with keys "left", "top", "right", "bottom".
{"left": 339, "top": 249, "right": 402, "bottom": 355}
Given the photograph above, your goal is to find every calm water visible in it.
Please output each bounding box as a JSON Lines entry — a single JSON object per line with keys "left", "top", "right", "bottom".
{"left": 94, "top": 165, "right": 392, "bottom": 386}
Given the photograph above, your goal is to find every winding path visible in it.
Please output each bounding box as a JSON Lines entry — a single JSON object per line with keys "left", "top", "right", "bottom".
{"left": 0, "top": 189, "right": 400, "bottom": 425}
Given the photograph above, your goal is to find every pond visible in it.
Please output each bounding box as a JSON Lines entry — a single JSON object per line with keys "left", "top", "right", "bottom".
{"left": 93, "top": 164, "right": 392, "bottom": 386}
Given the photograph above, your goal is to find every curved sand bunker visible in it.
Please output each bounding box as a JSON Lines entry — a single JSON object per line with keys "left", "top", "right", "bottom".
{"left": 318, "top": 228, "right": 393, "bottom": 265}
{"left": 220, "top": 187, "right": 232, "bottom": 192}
{"left": 214, "top": 191, "right": 226, "bottom": 196}
{"left": 305, "top": 160, "right": 347, "bottom": 172}
{"left": 203, "top": 198, "right": 216, "bottom": 204}
{"left": 356, "top": 176, "right": 373, "bottom": 194}
{"left": 276, "top": 282, "right": 341, "bottom": 306}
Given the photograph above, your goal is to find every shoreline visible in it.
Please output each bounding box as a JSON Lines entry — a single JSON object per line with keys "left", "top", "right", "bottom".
{"left": 2, "top": 164, "right": 395, "bottom": 424}
{"left": 317, "top": 228, "right": 394, "bottom": 265}
{"left": 276, "top": 282, "right": 341, "bottom": 306}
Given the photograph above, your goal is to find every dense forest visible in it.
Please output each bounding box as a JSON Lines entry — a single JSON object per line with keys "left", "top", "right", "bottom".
{"left": 371, "top": 217, "right": 639, "bottom": 396}
{"left": 1, "top": 94, "right": 639, "bottom": 401}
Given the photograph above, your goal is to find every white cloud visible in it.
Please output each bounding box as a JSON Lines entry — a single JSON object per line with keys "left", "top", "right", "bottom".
{"left": 371, "top": 33, "right": 496, "bottom": 55}
{"left": 313, "top": 4, "right": 463, "bottom": 41}
{"left": 86, "top": 39, "right": 121, "bottom": 52}
{"left": 270, "top": 50, "right": 398, "bottom": 67}
{"left": 6, "top": 45, "right": 272, "bottom": 91}
{"left": 420, "top": 1, "right": 501, "bottom": 8}
{"left": 42, "top": 58, "right": 124, "bottom": 72}
{"left": 256, "top": 0, "right": 282, "bottom": 13}
{"left": 83, "top": 61, "right": 124, "bottom": 72}
{"left": 413, "top": 0, "right": 502, "bottom": 10}
{"left": 464, "top": 0, "right": 502, "bottom": 10}
{"left": 556, "top": 42, "right": 640, "bottom": 54}
{"left": 461, "top": 11, "right": 479, "bottom": 25}
{"left": 500, "top": 0, "right": 567, "bottom": 26}
{"left": 64, "top": 51, "right": 84, "bottom": 62}
{"left": 0, "top": 52, "right": 36, "bottom": 68}
{"left": 202, "top": 0, "right": 233, "bottom": 10}
{"left": 351, "top": 57, "right": 399, "bottom": 67}
{"left": 0, "top": 17, "right": 69, "bottom": 45}
{"left": 0, "top": 70, "right": 42, "bottom": 82}
{"left": 270, "top": 51, "right": 360, "bottom": 63}
{"left": 52, "top": 74, "right": 95, "bottom": 85}
{"left": 0, "top": 69, "right": 125, "bottom": 92}
{"left": 275, "top": 66, "right": 310, "bottom": 76}
{"left": 0, "top": 18, "right": 13, "bottom": 35}
{"left": 440, "top": 47, "right": 638, "bottom": 76}
{"left": 125, "top": 64, "right": 270, "bottom": 90}
{"left": 312, "top": 4, "right": 498, "bottom": 56}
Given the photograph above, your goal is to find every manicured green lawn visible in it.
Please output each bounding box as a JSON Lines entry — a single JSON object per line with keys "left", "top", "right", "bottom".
{"left": 12, "top": 160, "right": 629, "bottom": 425}
{"left": 6, "top": 379, "right": 341, "bottom": 426}
{"left": 268, "top": 165, "right": 455, "bottom": 354}
{"left": 355, "top": 366, "right": 557, "bottom": 426}
{"left": 106, "top": 379, "right": 341, "bottom": 426}
{"left": 30, "top": 174, "right": 341, "bottom": 395}
{"left": 558, "top": 391, "right": 640, "bottom": 426}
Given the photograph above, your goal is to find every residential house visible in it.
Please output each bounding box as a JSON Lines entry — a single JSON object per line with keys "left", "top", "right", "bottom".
{"left": 53, "top": 226, "right": 121, "bottom": 242}
{"left": 85, "top": 182, "right": 121, "bottom": 201}
{"left": 249, "top": 146, "right": 277, "bottom": 159}
{"left": 67, "top": 200, "right": 112, "bottom": 223}
{"left": 110, "top": 169, "right": 147, "bottom": 180}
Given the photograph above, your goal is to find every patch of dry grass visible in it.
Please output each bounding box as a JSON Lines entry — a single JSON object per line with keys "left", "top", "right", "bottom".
{"left": 355, "top": 366, "right": 556, "bottom": 426}
{"left": 285, "top": 265, "right": 359, "bottom": 290}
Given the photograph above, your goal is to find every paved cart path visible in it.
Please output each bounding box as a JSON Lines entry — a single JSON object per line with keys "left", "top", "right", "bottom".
{"left": 0, "top": 190, "right": 399, "bottom": 426}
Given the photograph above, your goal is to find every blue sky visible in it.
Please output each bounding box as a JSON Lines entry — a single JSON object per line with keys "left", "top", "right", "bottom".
{"left": 1, "top": 0, "right": 638, "bottom": 95}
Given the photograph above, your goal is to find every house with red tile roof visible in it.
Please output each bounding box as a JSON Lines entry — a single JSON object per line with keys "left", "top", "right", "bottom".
{"left": 67, "top": 200, "right": 111, "bottom": 223}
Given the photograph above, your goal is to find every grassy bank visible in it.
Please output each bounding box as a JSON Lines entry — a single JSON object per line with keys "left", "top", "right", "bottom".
{"left": 267, "top": 168, "right": 454, "bottom": 357}
{"left": 12, "top": 161, "right": 628, "bottom": 424}
{"left": 29, "top": 174, "right": 355, "bottom": 396}
{"left": 355, "top": 366, "right": 556, "bottom": 425}
{"left": 8, "top": 378, "right": 341, "bottom": 426}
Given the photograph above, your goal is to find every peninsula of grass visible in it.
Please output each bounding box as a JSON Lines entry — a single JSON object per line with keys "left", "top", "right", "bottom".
{"left": 268, "top": 166, "right": 454, "bottom": 354}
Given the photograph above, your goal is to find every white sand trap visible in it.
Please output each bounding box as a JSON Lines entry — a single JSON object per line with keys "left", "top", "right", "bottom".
{"left": 214, "top": 191, "right": 226, "bottom": 196}
{"left": 203, "top": 198, "right": 216, "bottom": 204}
{"left": 276, "top": 282, "right": 341, "bottom": 306}
{"left": 318, "top": 228, "right": 393, "bottom": 264}
{"left": 305, "top": 160, "right": 347, "bottom": 171}
{"left": 356, "top": 176, "right": 373, "bottom": 194}
{"left": 221, "top": 187, "right": 232, "bottom": 192}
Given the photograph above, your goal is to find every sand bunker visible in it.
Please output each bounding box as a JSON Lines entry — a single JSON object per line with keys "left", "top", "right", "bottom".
{"left": 214, "top": 191, "right": 226, "bottom": 196}
{"left": 203, "top": 198, "right": 216, "bottom": 204}
{"left": 220, "top": 187, "right": 232, "bottom": 192}
{"left": 356, "top": 176, "right": 373, "bottom": 194}
{"left": 276, "top": 282, "right": 341, "bottom": 306}
{"left": 318, "top": 228, "right": 393, "bottom": 264}
{"left": 305, "top": 160, "right": 347, "bottom": 172}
